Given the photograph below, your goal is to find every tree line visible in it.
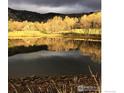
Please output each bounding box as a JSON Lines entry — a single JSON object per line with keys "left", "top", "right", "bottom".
{"left": 9, "top": 12, "right": 101, "bottom": 33}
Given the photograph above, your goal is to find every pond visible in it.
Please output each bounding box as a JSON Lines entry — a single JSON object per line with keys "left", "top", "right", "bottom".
{"left": 8, "top": 38, "right": 101, "bottom": 78}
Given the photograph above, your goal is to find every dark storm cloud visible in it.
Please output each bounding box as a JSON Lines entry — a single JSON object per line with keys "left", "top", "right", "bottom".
{"left": 9, "top": 0, "right": 79, "bottom": 6}
{"left": 9, "top": 0, "right": 101, "bottom": 13}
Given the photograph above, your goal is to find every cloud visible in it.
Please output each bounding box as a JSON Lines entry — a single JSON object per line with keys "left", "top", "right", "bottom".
{"left": 9, "top": 0, "right": 101, "bottom": 13}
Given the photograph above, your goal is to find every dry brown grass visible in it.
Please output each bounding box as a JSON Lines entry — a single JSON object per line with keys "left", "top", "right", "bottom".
{"left": 9, "top": 66, "right": 101, "bottom": 93}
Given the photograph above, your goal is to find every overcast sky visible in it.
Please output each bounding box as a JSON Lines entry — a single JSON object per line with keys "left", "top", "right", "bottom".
{"left": 9, "top": 0, "right": 101, "bottom": 14}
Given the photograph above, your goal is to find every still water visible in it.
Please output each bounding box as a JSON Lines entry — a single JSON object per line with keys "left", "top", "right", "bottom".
{"left": 9, "top": 38, "right": 101, "bottom": 78}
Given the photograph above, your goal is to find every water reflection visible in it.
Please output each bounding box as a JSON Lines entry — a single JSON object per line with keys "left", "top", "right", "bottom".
{"left": 9, "top": 50, "right": 101, "bottom": 78}
{"left": 9, "top": 37, "right": 101, "bottom": 63}
{"left": 9, "top": 38, "right": 101, "bottom": 77}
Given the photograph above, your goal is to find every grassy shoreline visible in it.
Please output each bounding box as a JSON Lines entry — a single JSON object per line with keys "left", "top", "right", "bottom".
{"left": 8, "top": 29, "right": 101, "bottom": 38}
{"left": 8, "top": 29, "right": 101, "bottom": 47}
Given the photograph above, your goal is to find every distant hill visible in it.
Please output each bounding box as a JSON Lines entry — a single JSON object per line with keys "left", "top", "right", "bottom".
{"left": 8, "top": 8, "right": 94, "bottom": 22}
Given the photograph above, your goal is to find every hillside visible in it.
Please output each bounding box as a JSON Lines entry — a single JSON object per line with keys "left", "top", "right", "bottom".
{"left": 8, "top": 8, "right": 94, "bottom": 22}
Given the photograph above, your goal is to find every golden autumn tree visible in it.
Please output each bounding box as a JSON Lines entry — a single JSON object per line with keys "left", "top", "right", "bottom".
{"left": 8, "top": 12, "right": 101, "bottom": 33}
{"left": 48, "top": 16, "right": 63, "bottom": 32}
{"left": 9, "top": 21, "right": 25, "bottom": 31}
{"left": 80, "top": 12, "right": 101, "bottom": 28}
{"left": 63, "top": 16, "right": 78, "bottom": 30}
{"left": 80, "top": 15, "right": 92, "bottom": 28}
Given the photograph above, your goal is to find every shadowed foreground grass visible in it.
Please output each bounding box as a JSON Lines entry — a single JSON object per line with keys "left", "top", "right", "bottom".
{"left": 9, "top": 67, "right": 101, "bottom": 93}
{"left": 9, "top": 75, "right": 101, "bottom": 93}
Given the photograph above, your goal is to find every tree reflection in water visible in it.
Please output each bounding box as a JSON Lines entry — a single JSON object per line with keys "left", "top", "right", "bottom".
{"left": 9, "top": 37, "right": 101, "bottom": 63}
